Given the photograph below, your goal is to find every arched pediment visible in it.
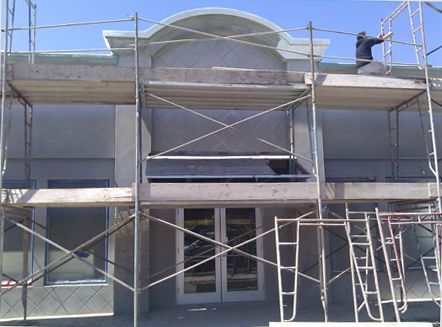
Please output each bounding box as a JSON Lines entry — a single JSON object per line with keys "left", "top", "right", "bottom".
{"left": 103, "top": 8, "right": 329, "bottom": 66}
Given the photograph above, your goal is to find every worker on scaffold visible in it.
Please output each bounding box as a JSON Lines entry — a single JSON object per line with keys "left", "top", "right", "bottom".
{"left": 356, "top": 31, "right": 392, "bottom": 75}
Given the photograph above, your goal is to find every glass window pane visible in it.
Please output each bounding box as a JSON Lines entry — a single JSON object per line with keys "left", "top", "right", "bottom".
{"left": 46, "top": 180, "right": 108, "bottom": 284}
{"left": 225, "top": 208, "right": 258, "bottom": 292}
{"left": 183, "top": 209, "right": 216, "bottom": 293}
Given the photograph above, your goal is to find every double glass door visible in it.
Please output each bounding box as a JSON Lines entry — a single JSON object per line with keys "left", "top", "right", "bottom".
{"left": 176, "top": 208, "right": 264, "bottom": 304}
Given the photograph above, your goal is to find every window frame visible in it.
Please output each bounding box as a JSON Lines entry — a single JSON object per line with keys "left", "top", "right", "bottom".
{"left": 44, "top": 179, "right": 110, "bottom": 285}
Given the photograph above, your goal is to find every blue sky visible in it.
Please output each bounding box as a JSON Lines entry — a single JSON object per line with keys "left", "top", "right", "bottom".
{"left": 9, "top": 0, "right": 442, "bottom": 66}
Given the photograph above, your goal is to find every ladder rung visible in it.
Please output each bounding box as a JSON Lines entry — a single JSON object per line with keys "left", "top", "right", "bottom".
{"left": 352, "top": 242, "right": 370, "bottom": 246}
{"left": 391, "top": 277, "right": 402, "bottom": 281}
{"left": 411, "top": 9, "right": 420, "bottom": 17}
{"left": 429, "top": 282, "right": 439, "bottom": 285}
{"left": 281, "top": 266, "right": 297, "bottom": 270}
{"left": 352, "top": 235, "right": 367, "bottom": 238}
{"left": 279, "top": 242, "right": 298, "bottom": 246}
{"left": 276, "top": 218, "right": 297, "bottom": 222}
{"left": 282, "top": 291, "right": 296, "bottom": 295}
{"left": 365, "top": 291, "right": 379, "bottom": 295}
{"left": 355, "top": 256, "right": 368, "bottom": 260}
{"left": 423, "top": 256, "right": 436, "bottom": 260}
{"left": 357, "top": 266, "right": 374, "bottom": 270}
{"left": 413, "top": 25, "right": 422, "bottom": 33}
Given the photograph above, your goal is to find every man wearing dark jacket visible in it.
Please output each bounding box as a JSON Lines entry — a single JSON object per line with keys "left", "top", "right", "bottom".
{"left": 356, "top": 31, "right": 392, "bottom": 75}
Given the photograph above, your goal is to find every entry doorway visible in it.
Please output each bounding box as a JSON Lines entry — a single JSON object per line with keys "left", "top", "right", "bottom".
{"left": 176, "top": 208, "right": 264, "bottom": 304}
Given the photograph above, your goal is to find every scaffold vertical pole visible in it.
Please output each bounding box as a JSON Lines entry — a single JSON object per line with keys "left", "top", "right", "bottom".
{"left": 288, "top": 105, "right": 295, "bottom": 175}
{"left": 308, "top": 21, "right": 328, "bottom": 322}
{"left": 26, "top": 0, "right": 36, "bottom": 64}
{"left": 133, "top": 11, "right": 142, "bottom": 327}
{"left": 22, "top": 2, "right": 35, "bottom": 317}
{"left": 0, "top": 0, "right": 4, "bottom": 313}
{"left": 388, "top": 107, "right": 399, "bottom": 180}
{"left": 0, "top": 0, "right": 11, "bottom": 313}
{"left": 416, "top": 2, "right": 442, "bottom": 323}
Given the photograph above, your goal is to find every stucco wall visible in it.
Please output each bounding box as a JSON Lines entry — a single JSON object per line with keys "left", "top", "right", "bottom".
{"left": 2, "top": 104, "right": 116, "bottom": 320}
{"left": 323, "top": 109, "right": 442, "bottom": 180}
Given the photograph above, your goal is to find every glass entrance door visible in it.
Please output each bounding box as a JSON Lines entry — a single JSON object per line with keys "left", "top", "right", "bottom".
{"left": 221, "top": 208, "right": 264, "bottom": 302}
{"left": 176, "top": 208, "right": 263, "bottom": 304}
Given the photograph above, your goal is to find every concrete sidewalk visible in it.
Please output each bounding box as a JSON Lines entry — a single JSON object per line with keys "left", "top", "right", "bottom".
{"left": 1, "top": 301, "right": 439, "bottom": 326}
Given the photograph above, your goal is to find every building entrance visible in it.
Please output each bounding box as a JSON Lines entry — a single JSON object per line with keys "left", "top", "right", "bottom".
{"left": 176, "top": 208, "right": 264, "bottom": 304}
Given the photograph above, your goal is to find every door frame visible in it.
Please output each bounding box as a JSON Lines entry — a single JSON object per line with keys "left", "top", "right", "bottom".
{"left": 176, "top": 208, "right": 222, "bottom": 305}
{"left": 176, "top": 208, "right": 264, "bottom": 305}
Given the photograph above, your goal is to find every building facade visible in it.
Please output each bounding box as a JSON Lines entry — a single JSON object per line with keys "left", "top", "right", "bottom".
{"left": 1, "top": 7, "right": 441, "bottom": 323}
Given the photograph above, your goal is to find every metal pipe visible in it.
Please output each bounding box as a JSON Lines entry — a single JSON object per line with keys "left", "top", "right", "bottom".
{"left": 146, "top": 89, "right": 313, "bottom": 161}
{"left": 23, "top": 3, "right": 34, "bottom": 312}
{"left": 141, "top": 210, "right": 315, "bottom": 291}
{"left": 8, "top": 47, "right": 133, "bottom": 54}
{"left": 144, "top": 219, "right": 279, "bottom": 290}
{"left": 1, "top": 214, "right": 135, "bottom": 296}
{"left": 147, "top": 95, "right": 310, "bottom": 160}
{"left": 308, "top": 21, "right": 328, "bottom": 322}
{"left": 138, "top": 17, "right": 310, "bottom": 58}
{"left": 137, "top": 15, "right": 426, "bottom": 68}
{"left": 133, "top": 11, "right": 142, "bottom": 327}
{"left": 28, "top": 215, "right": 140, "bottom": 284}
{"left": 147, "top": 26, "right": 308, "bottom": 46}
{"left": 317, "top": 53, "right": 421, "bottom": 67}
{"left": 375, "top": 208, "right": 401, "bottom": 321}
{"left": 417, "top": 3, "right": 442, "bottom": 322}
{"left": 8, "top": 216, "right": 134, "bottom": 289}
{"left": 148, "top": 213, "right": 279, "bottom": 281}
{"left": 0, "top": 0, "right": 11, "bottom": 313}
{"left": 274, "top": 215, "right": 284, "bottom": 321}
{"left": 312, "top": 26, "right": 419, "bottom": 47}
{"left": 10, "top": 17, "right": 134, "bottom": 31}
{"left": 146, "top": 214, "right": 278, "bottom": 273}
{"left": 21, "top": 214, "right": 30, "bottom": 321}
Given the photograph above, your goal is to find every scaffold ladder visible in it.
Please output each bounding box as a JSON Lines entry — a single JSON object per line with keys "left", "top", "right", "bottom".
{"left": 380, "top": 1, "right": 407, "bottom": 74}
{"left": 375, "top": 209, "right": 408, "bottom": 321}
{"left": 345, "top": 209, "right": 384, "bottom": 322}
{"left": 381, "top": 1, "right": 426, "bottom": 73}
{"left": 274, "top": 217, "right": 300, "bottom": 322}
{"left": 1, "top": 0, "right": 17, "bottom": 177}
{"left": 388, "top": 108, "right": 399, "bottom": 180}
{"left": 413, "top": 213, "right": 442, "bottom": 305}
{"left": 407, "top": 1, "right": 425, "bottom": 68}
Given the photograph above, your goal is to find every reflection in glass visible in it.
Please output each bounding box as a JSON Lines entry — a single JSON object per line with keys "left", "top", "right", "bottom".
{"left": 225, "top": 208, "right": 258, "bottom": 292}
{"left": 46, "top": 180, "right": 108, "bottom": 283}
{"left": 184, "top": 209, "right": 216, "bottom": 293}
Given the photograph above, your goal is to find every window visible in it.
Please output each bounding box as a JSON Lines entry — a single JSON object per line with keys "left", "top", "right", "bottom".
{"left": 45, "top": 180, "right": 109, "bottom": 284}
{"left": 2, "top": 180, "right": 35, "bottom": 286}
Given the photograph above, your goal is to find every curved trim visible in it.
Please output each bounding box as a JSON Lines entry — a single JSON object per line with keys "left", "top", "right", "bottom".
{"left": 142, "top": 7, "right": 296, "bottom": 45}
{"left": 103, "top": 7, "right": 330, "bottom": 61}
{"left": 103, "top": 8, "right": 296, "bottom": 43}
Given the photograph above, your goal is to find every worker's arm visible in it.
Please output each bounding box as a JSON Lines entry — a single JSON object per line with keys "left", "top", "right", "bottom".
{"left": 378, "top": 31, "right": 393, "bottom": 40}
{"left": 366, "top": 37, "right": 385, "bottom": 46}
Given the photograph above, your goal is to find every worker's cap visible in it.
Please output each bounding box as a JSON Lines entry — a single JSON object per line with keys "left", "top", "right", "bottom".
{"left": 357, "top": 31, "right": 367, "bottom": 39}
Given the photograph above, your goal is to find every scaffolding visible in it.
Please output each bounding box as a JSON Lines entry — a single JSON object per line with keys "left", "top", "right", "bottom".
{"left": 0, "top": 0, "right": 440, "bottom": 326}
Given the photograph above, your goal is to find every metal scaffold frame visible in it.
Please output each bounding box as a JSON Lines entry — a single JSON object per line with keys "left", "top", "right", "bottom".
{"left": 0, "top": 0, "right": 440, "bottom": 326}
